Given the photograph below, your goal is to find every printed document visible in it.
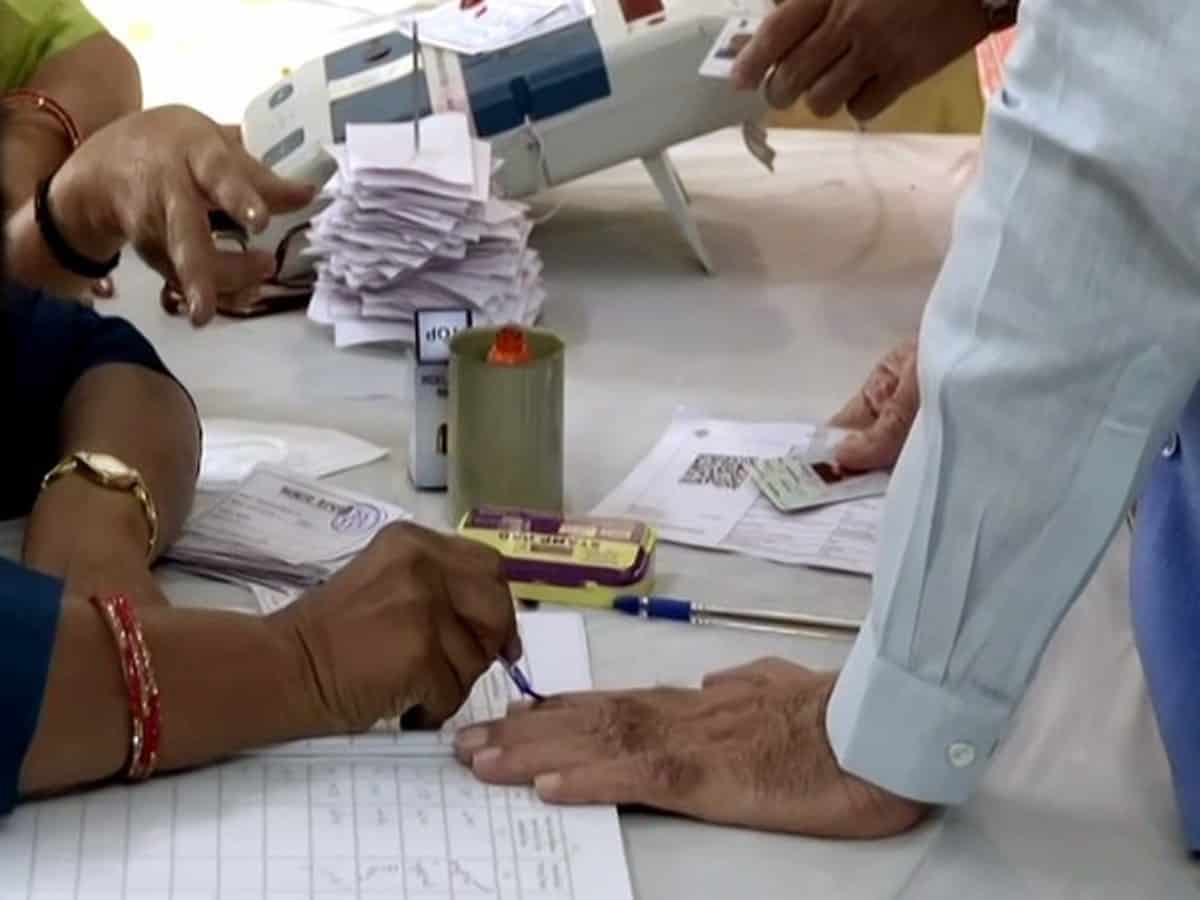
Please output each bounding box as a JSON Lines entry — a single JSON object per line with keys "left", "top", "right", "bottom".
{"left": 0, "top": 613, "right": 635, "bottom": 900}
{"left": 592, "top": 413, "right": 883, "bottom": 575}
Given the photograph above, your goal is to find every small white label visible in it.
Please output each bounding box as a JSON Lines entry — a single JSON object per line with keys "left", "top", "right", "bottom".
{"left": 415, "top": 308, "right": 473, "bottom": 363}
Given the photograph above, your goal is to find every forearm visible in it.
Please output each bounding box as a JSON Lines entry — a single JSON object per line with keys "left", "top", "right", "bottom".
{"left": 23, "top": 363, "right": 201, "bottom": 572}
{"left": 829, "top": 0, "right": 1200, "bottom": 802}
{"left": 2, "top": 34, "right": 141, "bottom": 211}
{"left": 20, "top": 600, "right": 320, "bottom": 798}
{"left": 3, "top": 34, "right": 140, "bottom": 293}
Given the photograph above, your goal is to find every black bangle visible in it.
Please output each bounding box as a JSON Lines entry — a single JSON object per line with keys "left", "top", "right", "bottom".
{"left": 34, "top": 176, "right": 120, "bottom": 279}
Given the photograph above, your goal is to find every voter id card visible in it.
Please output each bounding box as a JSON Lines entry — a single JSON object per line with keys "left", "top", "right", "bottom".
{"left": 751, "top": 450, "right": 889, "bottom": 513}
{"left": 699, "top": 17, "right": 761, "bottom": 79}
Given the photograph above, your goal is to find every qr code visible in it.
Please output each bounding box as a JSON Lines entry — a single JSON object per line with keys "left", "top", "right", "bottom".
{"left": 679, "top": 454, "right": 755, "bottom": 490}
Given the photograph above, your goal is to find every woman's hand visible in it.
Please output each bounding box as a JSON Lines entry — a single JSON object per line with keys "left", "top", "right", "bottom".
{"left": 273, "top": 523, "right": 521, "bottom": 734}
{"left": 47, "top": 105, "right": 315, "bottom": 325}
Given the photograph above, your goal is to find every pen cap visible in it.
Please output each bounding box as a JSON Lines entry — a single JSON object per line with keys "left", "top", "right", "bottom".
{"left": 448, "top": 327, "right": 564, "bottom": 523}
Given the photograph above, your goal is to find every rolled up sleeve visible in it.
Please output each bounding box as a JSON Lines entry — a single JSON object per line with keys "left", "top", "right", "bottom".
{"left": 828, "top": 0, "right": 1200, "bottom": 803}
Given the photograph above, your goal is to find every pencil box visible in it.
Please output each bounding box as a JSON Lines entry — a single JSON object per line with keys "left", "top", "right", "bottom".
{"left": 457, "top": 507, "right": 656, "bottom": 608}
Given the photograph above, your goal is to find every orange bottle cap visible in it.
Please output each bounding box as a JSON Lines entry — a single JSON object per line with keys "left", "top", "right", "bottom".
{"left": 487, "top": 326, "right": 533, "bottom": 365}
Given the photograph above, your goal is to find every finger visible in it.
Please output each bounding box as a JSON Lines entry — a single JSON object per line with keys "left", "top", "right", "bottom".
{"left": 454, "top": 707, "right": 589, "bottom": 763}
{"left": 731, "top": 0, "right": 827, "bottom": 91}
{"left": 765, "top": 21, "right": 848, "bottom": 110}
{"left": 805, "top": 45, "right": 871, "bottom": 118}
{"left": 861, "top": 364, "right": 900, "bottom": 415}
{"left": 437, "top": 615, "right": 492, "bottom": 705}
{"left": 471, "top": 735, "right": 613, "bottom": 786}
{"left": 847, "top": 73, "right": 905, "bottom": 124}
{"left": 162, "top": 188, "right": 221, "bottom": 326}
{"left": 189, "top": 141, "right": 270, "bottom": 234}
{"left": 834, "top": 401, "right": 915, "bottom": 472}
{"left": 220, "top": 123, "right": 245, "bottom": 147}
{"left": 407, "top": 653, "right": 468, "bottom": 729}
{"left": 828, "top": 390, "right": 876, "bottom": 430}
{"left": 245, "top": 159, "right": 318, "bottom": 216}
{"left": 534, "top": 751, "right": 707, "bottom": 811}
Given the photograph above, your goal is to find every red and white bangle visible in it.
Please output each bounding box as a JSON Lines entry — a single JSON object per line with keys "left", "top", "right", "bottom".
{"left": 90, "top": 594, "right": 162, "bottom": 781}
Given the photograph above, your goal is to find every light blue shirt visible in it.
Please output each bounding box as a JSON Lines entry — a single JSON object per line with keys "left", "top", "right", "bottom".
{"left": 826, "top": 0, "right": 1200, "bottom": 804}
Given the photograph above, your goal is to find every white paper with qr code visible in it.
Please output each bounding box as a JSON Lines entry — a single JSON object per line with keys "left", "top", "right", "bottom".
{"left": 751, "top": 452, "right": 889, "bottom": 512}
{"left": 591, "top": 413, "right": 884, "bottom": 575}
{"left": 699, "top": 16, "right": 761, "bottom": 79}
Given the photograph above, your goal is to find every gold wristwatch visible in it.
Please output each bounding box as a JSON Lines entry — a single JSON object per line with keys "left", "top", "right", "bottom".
{"left": 42, "top": 452, "right": 159, "bottom": 558}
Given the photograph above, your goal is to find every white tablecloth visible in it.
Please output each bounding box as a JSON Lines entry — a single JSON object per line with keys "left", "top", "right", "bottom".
{"left": 77, "top": 129, "right": 1200, "bottom": 898}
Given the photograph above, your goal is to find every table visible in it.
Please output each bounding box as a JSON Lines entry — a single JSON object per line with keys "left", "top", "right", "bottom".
{"left": 93, "top": 130, "right": 1198, "bottom": 898}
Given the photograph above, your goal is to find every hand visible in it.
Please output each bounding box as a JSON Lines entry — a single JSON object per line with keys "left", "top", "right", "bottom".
{"left": 48, "top": 106, "right": 316, "bottom": 326}
{"left": 454, "top": 658, "right": 928, "bottom": 838}
{"left": 271, "top": 523, "right": 520, "bottom": 735}
{"left": 731, "top": 0, "right": 992, "bottom": 121}
{"left": 829, "top": 338, "right": 918, "bottom": 471}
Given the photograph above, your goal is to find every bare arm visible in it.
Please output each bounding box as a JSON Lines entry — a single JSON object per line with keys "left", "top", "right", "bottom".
{"left": 2, "top": 33, "right": 142, "bottom": 216}
{"left": 22, "top": 362, "right": 201, "bottom": 583}
{"left": 20, "top": 597, "right": 315, "bottom": 797}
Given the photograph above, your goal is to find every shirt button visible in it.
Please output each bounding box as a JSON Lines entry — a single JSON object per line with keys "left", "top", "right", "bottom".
{"left": 947, "top": 742, "right": 977, "bottom": 769}
{"left": 1163, "top": 433, "right": 1180, "bottom": 459}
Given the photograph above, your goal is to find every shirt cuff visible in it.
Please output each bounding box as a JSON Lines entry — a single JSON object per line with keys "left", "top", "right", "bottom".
{"left": 826, "top": 623, "right": 1014, "bottom": 805}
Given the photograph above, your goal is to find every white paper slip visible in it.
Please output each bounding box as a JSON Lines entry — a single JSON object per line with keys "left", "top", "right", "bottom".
{"left": 199, "top": 419, "right": 388, "bottom": 490}
{"left": 414, "top": 0, "right": 594, "bottom": 55}
{"left": 750, "top": 452, "right": 889, "bottom": 512}
{"left": 592, "top": 412, "right": 883, "bottom": 575}
{"left": 699, "top": 16, "right": 761, "bottom": 79}
{"left": 0, "top": 613, "right": 636, "bottom": 900}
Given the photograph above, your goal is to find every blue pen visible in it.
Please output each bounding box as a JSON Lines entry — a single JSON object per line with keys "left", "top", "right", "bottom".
{"left": 612, "top": 596, "right": 860, "bottom": 636}
{"left": 501, "top": 658, "right": 546, "bottom": 703}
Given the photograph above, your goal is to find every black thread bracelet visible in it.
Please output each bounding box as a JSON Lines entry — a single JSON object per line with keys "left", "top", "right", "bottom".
{"left": 34, "top": 177, "right": 121, "bottom": 279}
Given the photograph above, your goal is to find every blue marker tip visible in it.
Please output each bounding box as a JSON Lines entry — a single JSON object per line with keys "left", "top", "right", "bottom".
{"left": 503, "top": 659, "right": 546, "bottom": 704}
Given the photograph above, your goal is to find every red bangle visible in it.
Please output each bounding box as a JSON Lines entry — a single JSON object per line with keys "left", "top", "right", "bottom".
{"left": 0, "top": 89, "right": 81, "bottom": 150}
{"left": 90, "top": 594, "right": 162, "bottom": 781}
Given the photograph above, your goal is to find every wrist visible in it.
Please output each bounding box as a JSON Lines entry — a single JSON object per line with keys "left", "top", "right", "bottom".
{"left": 23, "top": 475, "right": 149, "bottom": 576}
{"left": 1, "top": 114, "right": 73, "bottom": 209}
{"left": 266, "top": 611, "right": 344, "bottom": 739}
{"left": 45, "top": 160, "right": 123, "bottom": 265}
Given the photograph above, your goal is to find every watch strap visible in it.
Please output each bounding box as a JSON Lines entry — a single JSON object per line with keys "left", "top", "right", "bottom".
{"left": 42, "top": 454, "right": 159, "bottom": 559}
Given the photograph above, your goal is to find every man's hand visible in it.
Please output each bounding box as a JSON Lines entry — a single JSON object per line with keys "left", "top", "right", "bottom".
{"left": 731, "top": 0, "right": 993, "bottom": 120}
{"left": 830, "top": 338, "right": 918, "bottom": 471}
{"left": 47, "top": 106, "right": 315, "bottom": 325}
{"left": 454, "top": 658, "right": 928, "bottom": 838}
{"left": 273, "top": 523, "right": 520, "bottom": 735}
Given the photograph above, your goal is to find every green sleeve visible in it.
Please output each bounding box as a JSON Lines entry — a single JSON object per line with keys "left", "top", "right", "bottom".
{"left": 0, "top": 0, "right": 106, "bottom": 90}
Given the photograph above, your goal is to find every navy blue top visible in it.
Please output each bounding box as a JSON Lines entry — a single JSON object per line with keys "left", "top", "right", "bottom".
{"left": 0, "top": 282, "right": 178, "bottom": 814}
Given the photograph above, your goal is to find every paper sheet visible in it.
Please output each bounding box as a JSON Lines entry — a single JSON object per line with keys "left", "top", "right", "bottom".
{"left": 0, "top": 613, "right": 635, "bottom": 900}
{"left": 199, "top": 419, "right": 388, "bottom": 491}
{"left": 591, "top": 413, "right": 882, "bottom": 575}
{"left": 414, "top": 0, "right": 594, "bottom": 56}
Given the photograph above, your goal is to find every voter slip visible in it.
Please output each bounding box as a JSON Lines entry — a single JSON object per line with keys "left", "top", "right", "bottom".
{"left": 699, "top": 16, "right": 761, "bottom": 79}
{"left": 751, "top": 451, "right": 889, "bottom": 513}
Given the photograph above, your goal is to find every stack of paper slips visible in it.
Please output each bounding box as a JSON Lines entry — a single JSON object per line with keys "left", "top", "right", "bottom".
{"left": 306, "top": 113, "right": 546, "bottom": 349}
{"left": 165, "top": 466, "right": 410, "bottom": 593}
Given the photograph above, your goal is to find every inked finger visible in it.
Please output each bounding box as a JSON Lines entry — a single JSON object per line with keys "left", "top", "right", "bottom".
{"left": 190, "top": 142, "right": 269, "bottom": 233}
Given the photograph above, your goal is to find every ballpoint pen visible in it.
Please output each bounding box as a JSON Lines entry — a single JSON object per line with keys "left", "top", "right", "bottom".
{"left": 612, "top": 595, "right": 861, "bottom": 637}
{"left": 501, "top": 657, "right": 546, "bottom": 703}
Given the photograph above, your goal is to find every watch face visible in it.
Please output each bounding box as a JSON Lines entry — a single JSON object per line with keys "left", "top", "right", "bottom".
{"left": 78, "top": 452, "right": 138, "bottom": 489}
